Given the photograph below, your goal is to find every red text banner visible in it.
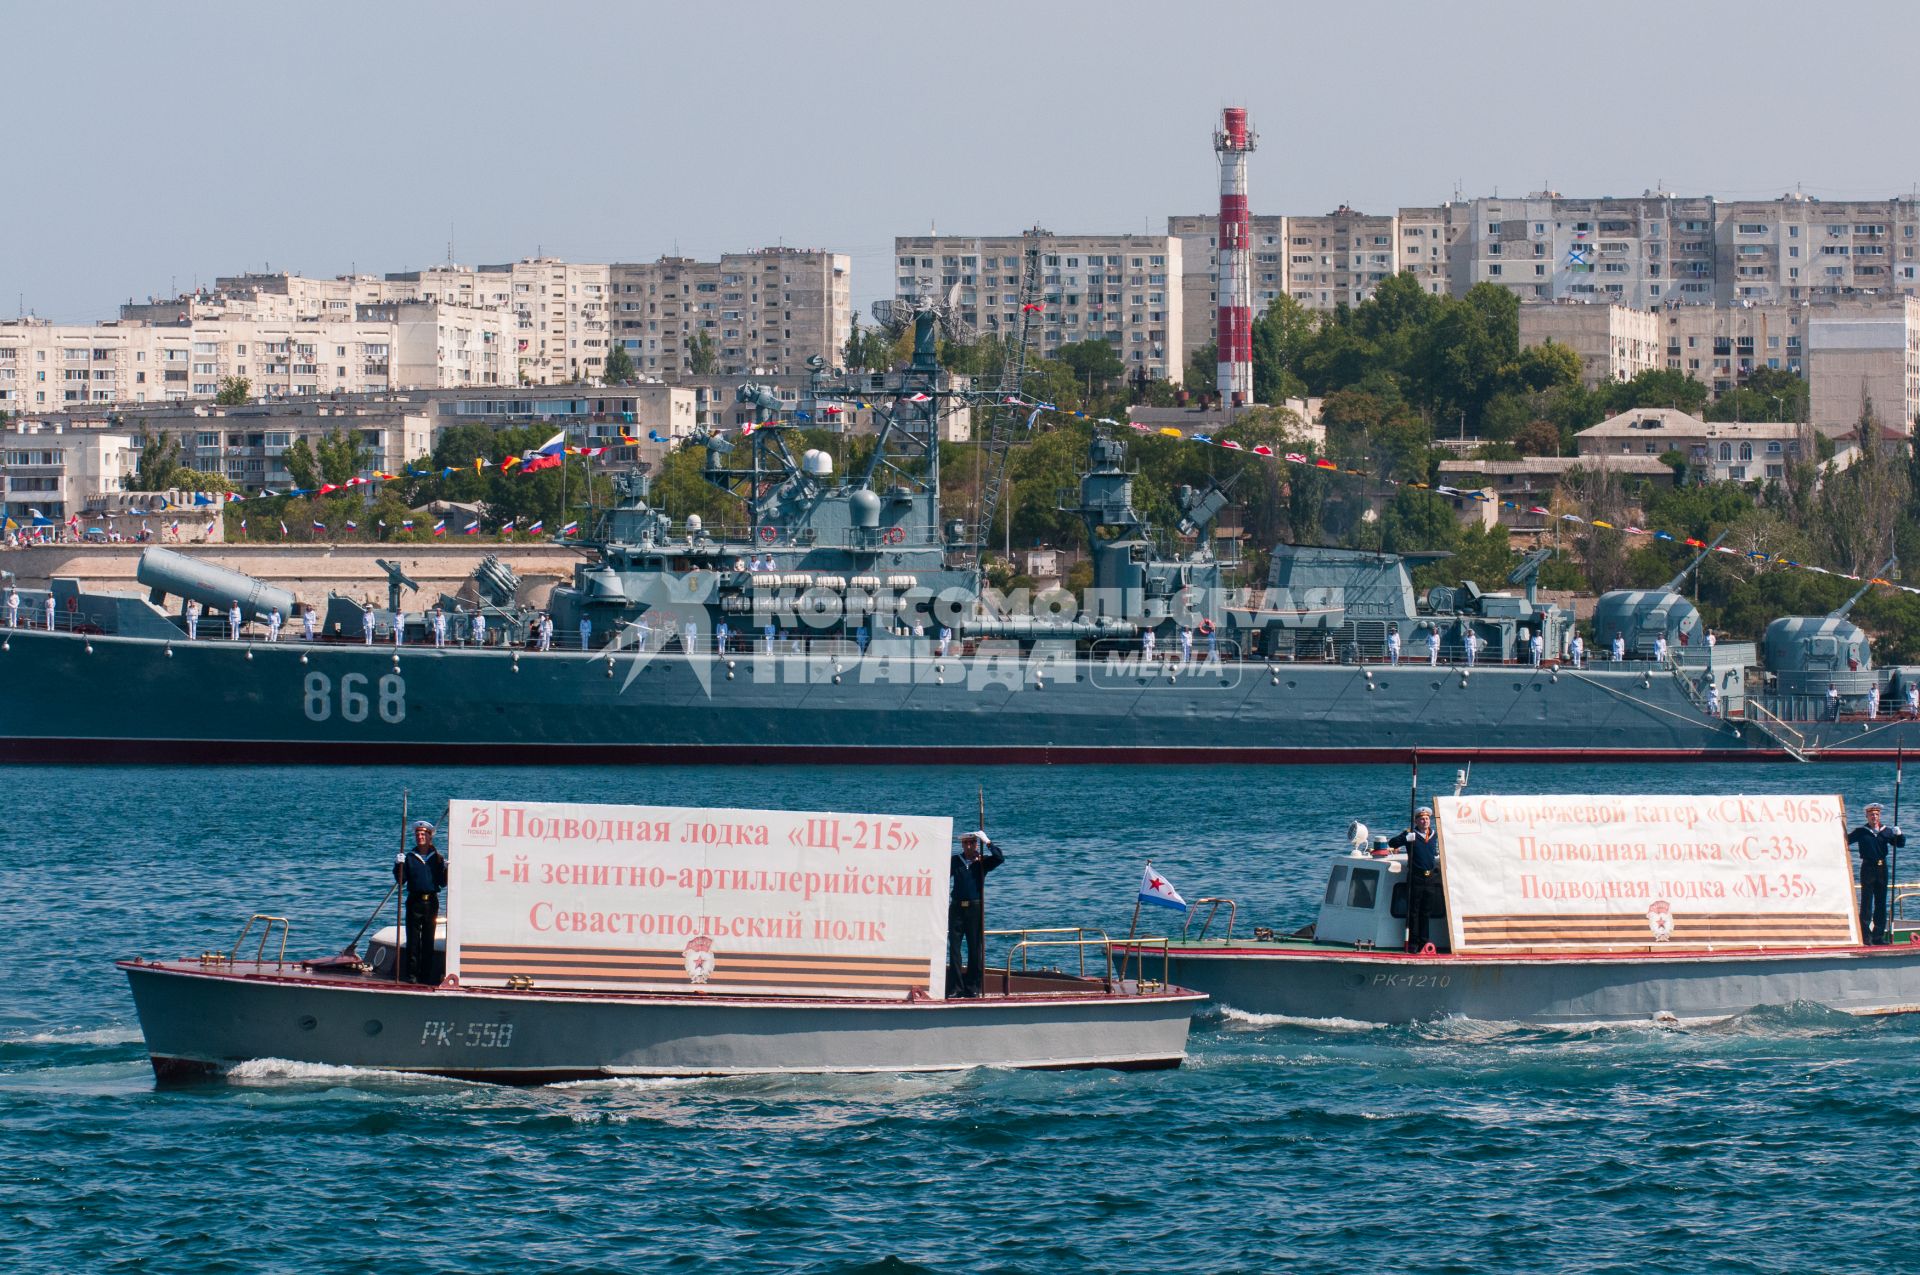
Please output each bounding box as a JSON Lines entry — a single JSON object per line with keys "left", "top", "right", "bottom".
{"left": 447, "top": 799, "right": 950, "bottom": 998}
{"left": 1435, "top": 794, "right": 1861, "bottom": 954}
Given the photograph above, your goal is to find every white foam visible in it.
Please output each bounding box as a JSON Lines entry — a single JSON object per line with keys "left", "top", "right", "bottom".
{"left": 1215, "top": 1006, "right": 1385, "bottom": 1032}
{"left": 225, "top": 1057, "right": 436, "bottom": 1084}
{"left": 7, "top": 1027, "right": 144, "bottom": 1046}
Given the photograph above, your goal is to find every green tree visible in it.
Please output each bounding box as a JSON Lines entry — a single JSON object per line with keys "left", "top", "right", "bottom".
{"left": 1600, "top": 367, "right": 1709, "bottom": 417}
{"left": 686, "top": 330, "right": 718, "bottom": 375}
{"left": 1186, "top": 341, "right": 1216, "bottom": 394}
{"left": 1507, "top": 340, "right": 1581, "bottom": 394}
{"left": 1054, "top": 339, "right": 1125, "bottom": 396}
{"left": 1250, "top": 294, "right": 1314, "bottom": 404}
{"left": 282, "top": 438, "right": 320, "bottom": 490}
{"left": 602, "top": 343, "right": 635, "bottom": 384}
{"left": 132, "top": 430, "right": 182, "bottom": 491}
{"left": 170, "top": 468, "right": 235, "bottom": 494}
{"left": 316, "top": 429, "right": 371, "bottom": 485}
{"left": 214, "top": 375, "right": 251, "bottom": 406}
{"left": 1513, "top": 419, "right": 1562, "bottom": 457}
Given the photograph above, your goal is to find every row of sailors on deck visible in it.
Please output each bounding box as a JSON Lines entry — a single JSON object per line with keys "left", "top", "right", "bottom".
{"left": 7, "top": 587, "right": 58, "bottom": 631}
{"left": 1365, "top": 628, "right": 1723, "bottom": 668}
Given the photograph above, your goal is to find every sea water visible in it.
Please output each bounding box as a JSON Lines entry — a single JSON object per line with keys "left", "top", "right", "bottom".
{"left": 5, "top": 762, "right": 1919, "bottom": 1272}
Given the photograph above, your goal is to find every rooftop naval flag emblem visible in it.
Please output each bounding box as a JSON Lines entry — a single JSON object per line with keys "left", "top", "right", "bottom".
{"left": 1138, "top": 864, "right": 1188, "bottom": 911}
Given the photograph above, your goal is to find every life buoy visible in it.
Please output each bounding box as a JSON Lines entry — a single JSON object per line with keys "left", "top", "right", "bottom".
{"left": 758, "top": 526, "right": 777, "bottom": 543}
{"left": 883, "top": 526, "right": 905, "bottom": 545}
{"left": 1198, "top": 618, "right": 1214, "bottom": 636}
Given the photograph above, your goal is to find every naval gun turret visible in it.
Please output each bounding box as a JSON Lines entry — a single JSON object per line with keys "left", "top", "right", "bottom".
{"left": 1590, "top": 529, "right": 1728, "bottom": 657}
{"left": 373, "top": 558, "right": 419, "bottom": 614}
{"left": 1762, "top": 555, "right": 1892, "bottom": 700}
{"left": 1062, "top": 431, "right": 1229, "bottom": 632}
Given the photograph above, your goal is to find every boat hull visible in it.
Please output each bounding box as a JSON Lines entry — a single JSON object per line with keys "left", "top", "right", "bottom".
{"left": 1136, "top": 943, "right": 1920, "bottom": 1025}
{"left": 120, "top": 961, "right": 1202, "bottom": 1081}
{"left": 0, "top": 628, "right": 1802, "bottom": 763}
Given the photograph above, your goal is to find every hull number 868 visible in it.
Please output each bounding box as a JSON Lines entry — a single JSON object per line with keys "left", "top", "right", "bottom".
{"left": 303, "top": 671, "right": 407, "bottom": 723}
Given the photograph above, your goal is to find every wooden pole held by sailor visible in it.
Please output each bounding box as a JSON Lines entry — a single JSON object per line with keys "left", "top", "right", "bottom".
{"left": 1894, "top": 746, "right": 1906, "bottom": 926}
{"left": 396, "top": 790, "right": 407, "bottom": 983}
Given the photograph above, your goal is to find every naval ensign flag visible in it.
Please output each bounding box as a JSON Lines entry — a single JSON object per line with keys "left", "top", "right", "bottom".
{"left": 1138, "top": 864, "right": 1188, "bottom": 911}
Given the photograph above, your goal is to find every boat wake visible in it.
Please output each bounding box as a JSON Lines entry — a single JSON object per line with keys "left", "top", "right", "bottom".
{"left": 4, "top": 1026, "right": 144, "bottom": 1047}
{"left": 1211, "top": 1005, "right": 1386, "bottom": 1033}
{"left": 225, "top": 1057, "right": 446, "bottom": 1085}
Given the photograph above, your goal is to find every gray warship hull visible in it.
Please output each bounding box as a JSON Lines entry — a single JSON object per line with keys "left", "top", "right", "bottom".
{"left": 6, "top": 626, "right": 1901, "bottom": 763}
{"left": 121, "top": 960, "right": 1202, "bottom": 1081}
{"left": 1134, "top": 942, "right": 1920, "bottom": 1025}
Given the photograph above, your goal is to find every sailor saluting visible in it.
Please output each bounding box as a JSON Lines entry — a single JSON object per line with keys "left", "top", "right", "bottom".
{"left": 393, "top": 821, "right": 449, "bottom": 984}
{"left": 1389, "top": 806, "right": 1442, "bottom": 953}
{"left": 1847, "top": 802, "right": 1904, "bottom": 946}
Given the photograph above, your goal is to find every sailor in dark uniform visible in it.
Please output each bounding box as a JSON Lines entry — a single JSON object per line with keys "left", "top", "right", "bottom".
{"left": 1847, "top": 802, "right": 1904, "bottom": 945}
{"left": 948, "top": 831, "right": 1005, "bottom": 997}
{"left": 393, "top": 821, "right": 449, "bottom": 983}
{"left": 1390, "top": 806, "right": 1442, "bottom": 953}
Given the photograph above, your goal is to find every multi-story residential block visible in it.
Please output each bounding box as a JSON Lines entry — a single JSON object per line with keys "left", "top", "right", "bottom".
{"left": 893, "top": 231, "right": 1182, "bottom": 383}
{"left": 1168, "top": 214, "right": 1286, "bottom": 366}
{"left": 1456, "top": 193, "right": 1719, "bottom": 308}
{"left": 1659, "top": 302, "right": 1806, "bottom": 394}
{"left": 0, "top": 421, "right": 135, "bottom": 524}
{"left": 1806, "top": 296, "right": 1920, "bottom": 436}
{"left": 1284, "top": 206, "right": 1398, "bottom": 309}
{"left": 1394, "top": 205, "right": 1466, "bottom": 297}
{"left": 0, "top": 302, "right": 510, "bottom": 413}
{"left": 1573, "top": 408, "right": 1848, "bottom": 482}
{"left": 609, "top": 249, "right": 851, "bottom": 382}
{"left": 1518, "top": 302, "right": 1662, "bottom": 386}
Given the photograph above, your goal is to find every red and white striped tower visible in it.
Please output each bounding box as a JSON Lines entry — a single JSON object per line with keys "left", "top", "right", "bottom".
{"left": 1214, "top": 107, "right": 1257, "bottom": 405}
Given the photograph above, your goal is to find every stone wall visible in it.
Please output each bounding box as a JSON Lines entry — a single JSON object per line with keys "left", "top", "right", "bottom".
{"left": 0, "top": 543, "right": 583, "bottom": 609}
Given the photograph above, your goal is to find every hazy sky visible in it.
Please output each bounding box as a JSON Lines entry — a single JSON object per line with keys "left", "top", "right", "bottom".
{"left": 8, "top": 0, "right": 1918, "bottom": 325}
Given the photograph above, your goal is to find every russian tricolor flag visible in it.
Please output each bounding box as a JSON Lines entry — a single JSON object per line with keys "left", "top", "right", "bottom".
{"left": 464, "top": 520, "right": 480, "bottom": 535}
{"left": 1137, "top": 864, "right": 1188, "bottom": 912}
{"left": 432, "top": 520, "right": 446, "bottom": 537}
{"left": 312, "top": 521, "right": 326, "bottom": 532}
{"left": 527, "top": 520, "right": 544, "bottom": 534}
{"left": 522, "top": 430, "right": 567, "bottom": 473}
{"left": 561, "top": 520, "right": 579, "bottom": 536}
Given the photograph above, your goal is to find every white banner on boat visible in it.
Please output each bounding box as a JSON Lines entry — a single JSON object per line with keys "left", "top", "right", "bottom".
{"left": 447, "top": 799, "right": 950, "bottom": 998}
{"left": 1435, "top": 794, "right": 1861, "bottom": 953}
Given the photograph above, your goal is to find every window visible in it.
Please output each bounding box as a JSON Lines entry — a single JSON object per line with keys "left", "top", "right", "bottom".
{"left": 1718, "top": 443, "right": 1732, "bottom": 462}
{"left": 1347, "top": 868, "right": 1379, "bottom": 911}
{"left": 1324, "top": 865, "right": 1349, "bottom": 905}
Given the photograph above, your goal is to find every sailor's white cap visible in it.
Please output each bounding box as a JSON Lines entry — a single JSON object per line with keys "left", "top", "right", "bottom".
{"left": 413, "top": 820, "right": 434, "bottom": 831}
{"left": 1416, "top": 806, "right": 1433, "bottom": 817}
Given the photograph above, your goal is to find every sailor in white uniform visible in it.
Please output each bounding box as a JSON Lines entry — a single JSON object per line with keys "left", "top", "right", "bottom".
{"left": 470, "top": 612, "right": 487, "bottom": 647}
{"left": 1570, "top": 634, "right": 1584, "bottom": 668}
{"left": 1427, "top": 628, "right": 1440, "bottom": 666}
{"left": 1387, "top": 630, "right": 1401, "bottom": 666}
{"left": 6, "top": 586, "right": 17, "bottom": 628}
{"left": 1706, "top": 685, "right": 1721, "bottom": 717}
{"left": 184, "top": 599, "right": 200, "bottom": 640}
{"left": 1611, "top": 634, "right": 1626, "bottom": 663}
{"left": 302, "top": 607, "right": 316, "bottom": 642}
{"left": 1528, "top": 633, "right": 1543, "bottom": 666}
{"left": 229, "top": 602, "right": 243, "bottom": 640}
{"left": 362, "top": 604, "right": 376, "bottom": 645}
{"left": 1179, "top": 627, "right": 1194, "bottom": 665}
{"left": 266, "top": 608, "right": 282, "bottom": 642}
{"left": 1142, "top": 628, "right": 1157, "bottom": 662}
{"left": 44, "top": 595, "right": 57, "bottom": 632}
{"left": 392, "top": 613, "right": 404, "bottom": 647}
{"left": 715, "top": 620, "right": 730, "bottom": 654}
{"left": 580, "top": 616, "right": 593, "bottom": 651}
{"left": 1653, "top": 634, "right": 1669, "bottom": 664}
{"left": 1909, "top": 684, "right": 1919, "bottom": 718}
{"left": 1869, "top": 685, "right": 1881, "bottom": 720}
{"left": 683, "top": 621, "right": 697, "bottom": 652}
{"left": 431, "top": 608, "right": 446, "bottom": 648}
{"left": 937, "top": 626, "right": 952, "bottom": 658}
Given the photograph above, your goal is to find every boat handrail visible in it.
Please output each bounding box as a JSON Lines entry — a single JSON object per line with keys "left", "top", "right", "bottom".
{"left": 1106, "top": 936, "right": 1173, "bottom": 993}
{"left": 230, "top": 914, "right": 291, "bottom": 966}
{"left": 987, "top": 926, "right": 1106, "bottom": 978}
{"left": 998, "top": 937, "right": 1128, "bottom": 998}
{"left": 1181, "top": 898, "right": 1238, "bottom": 941}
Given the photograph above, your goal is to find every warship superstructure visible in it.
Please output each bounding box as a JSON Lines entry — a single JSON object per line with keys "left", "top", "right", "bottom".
{"left": 1, "top": 309, "right": 1916, "bottom": 762}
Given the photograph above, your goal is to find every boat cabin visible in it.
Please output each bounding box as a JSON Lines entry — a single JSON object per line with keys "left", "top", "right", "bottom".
{"left": 1315, "top": 849, "right": 1450, "bottom": 953}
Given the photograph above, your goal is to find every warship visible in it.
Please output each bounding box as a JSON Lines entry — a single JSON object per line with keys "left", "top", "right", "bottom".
{"left": 3, "top": 306, "right": 1919, "bottom": 763}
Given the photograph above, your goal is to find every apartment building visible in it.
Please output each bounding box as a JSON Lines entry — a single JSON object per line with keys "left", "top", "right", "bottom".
{"left": 1806, "top": 296, "right": 1920, "bottom": 436}
{"left": 609, "top": 249, "right": 851, "bottom": 382}
{"left": 0, "top": 302, "right": 509, "bottom": 412}
{"left": 0, "top": 421, "right": 135, "bottom": 524}
{"left": 1715, "top": 195, "right": 1920, "bottom": 304}
{"left": 1395, "top": 205, "right": 1465, "bottom": 297}
{"left": 893, "top": 231, "right": 1183, "bottom": 383}
{"left": 1284, "top": 207, "right": 1397, "bottom": 309}
{"left": 1518, "top": 303, "right": 1662, "bottom": 386}
{"left": 1658, "top": 302, "right": 1806, "bottom": 394}
{"left": 1455, "top": 193, "right": 1719, "bottom": 308}
{"left": 1168, "top": 214, "right": 1286, "bottom": 365}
